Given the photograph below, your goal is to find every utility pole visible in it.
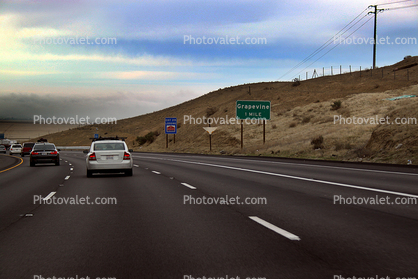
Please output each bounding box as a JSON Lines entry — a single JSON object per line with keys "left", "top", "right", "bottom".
{"left": 368, "top": 5, "right": 384, "bottom": 69}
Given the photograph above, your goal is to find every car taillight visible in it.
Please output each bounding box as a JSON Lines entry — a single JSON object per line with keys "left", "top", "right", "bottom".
{"left": 31, "top": 152, "right": 39, "bottom": 155}
{"left": 50, "top": 151, "right": 58, "bottom": 155}
{"left": 123, "top": 152, "right": 130, "bottom": 160}
{"left": 89, "top": 152, "right": 96, "bottom": 161}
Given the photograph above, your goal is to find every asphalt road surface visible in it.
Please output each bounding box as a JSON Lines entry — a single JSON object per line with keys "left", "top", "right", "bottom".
{"left": 0, "top": 152, "right": 417, "bottom": 279}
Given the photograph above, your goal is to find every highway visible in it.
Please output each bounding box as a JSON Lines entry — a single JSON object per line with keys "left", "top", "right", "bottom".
{"left": 0, "top": 152, "right": 417, "bottom": 279}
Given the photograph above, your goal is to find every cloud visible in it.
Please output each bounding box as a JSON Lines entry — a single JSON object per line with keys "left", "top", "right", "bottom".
{"left": 101, "top": 70, "right": 215, "bottom": 80}
{"left": 0, "top": 0, "right": 416, "bottom": 122}
{"left": 0, "top": 90, "right": 201, "bottom": 120}
{"left": 0, "top": 69, "right": 60, "bottom": 76}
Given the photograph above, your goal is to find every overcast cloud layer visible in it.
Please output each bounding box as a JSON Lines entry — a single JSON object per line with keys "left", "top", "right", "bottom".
{"left": 0, "top": 0, "right": 417, "bottom": 120}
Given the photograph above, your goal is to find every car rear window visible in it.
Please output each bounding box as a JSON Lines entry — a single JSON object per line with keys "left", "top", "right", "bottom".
{"left": 33, "top": 144, "right": 56, "bottom": 151}
{"left": 94, "top": 142, "right": 125, "bottom": 151}
{"left": 12, "top": 145, "right": 22, "bottom": 148}
{"left": 23, "top": 143, "right": 35, "bottom": 148}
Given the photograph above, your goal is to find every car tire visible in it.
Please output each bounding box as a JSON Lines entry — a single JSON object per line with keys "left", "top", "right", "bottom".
{"left": 30, "top": 161, "right": 35, "bottom": 167}
{"left": 21, "top": 154, "right": 24, "bottom": 157}
{"left": 125, "top": 169, "right": 133, "bottom": 176}
{"left": 87, "top": 170, "right": 93, "bottom": 177}
{"left": 55, "top": 160, "right": 60, "bottom": 166}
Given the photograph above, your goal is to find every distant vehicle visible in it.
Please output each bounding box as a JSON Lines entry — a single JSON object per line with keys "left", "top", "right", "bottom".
{"left": 0, "top": 145, "right": 6, "bottom": 154}
{"left": 85, "top": 137, "right": 133, "bottom": 177}
{"left": 29, "top": 142, "right": 60, "bottom": 166}
{"left": 0, "top": 139, "right": 14, "bottom": 149}
{"left": 9, "top": 144, "right": 22, "bottom": 155}
{"left": 21, "top": 142, "right": 35, "bottom": 157}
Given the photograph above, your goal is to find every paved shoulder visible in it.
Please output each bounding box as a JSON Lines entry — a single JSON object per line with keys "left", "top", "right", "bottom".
{"left": 0, "top": 154, "right": 23, "bottom": 173}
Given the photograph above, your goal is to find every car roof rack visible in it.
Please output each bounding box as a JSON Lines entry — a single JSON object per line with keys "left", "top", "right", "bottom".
{"left": 89, "top": 136, "right": 127, "bottom": 142}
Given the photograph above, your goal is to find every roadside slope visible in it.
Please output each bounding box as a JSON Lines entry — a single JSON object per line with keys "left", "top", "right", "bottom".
{"left": 33, "top": 56, "right": 418, "bottom": 164}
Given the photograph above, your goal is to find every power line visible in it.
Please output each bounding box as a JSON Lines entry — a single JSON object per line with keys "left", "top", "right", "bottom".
{"left": 293, "top": 16, "right": 375, "bottom": 78}
{"left": 278, "top": 2, "right": 416, "bottom": 81}
{"left": 277, "top": 8, "right": 369, "bottom": 80}
{"left": 375, "top": 0, "right": 414, "bottom": 6}
{"left": 385, "top": 4, "right": 418, "bottom": 10}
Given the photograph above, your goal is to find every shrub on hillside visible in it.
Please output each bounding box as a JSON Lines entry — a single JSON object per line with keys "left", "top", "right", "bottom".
{"left": 136, "top": 131, "right": 160, "bottom": 145}
{"left": 206, "top": 107, "right": 218, "bottom": 117}
{"left": 330, "top": 100, "right": 342, "bottom": 110}
{"left": 144, "top": 132, "right": 156, "bottom": 143}
{"left": 311, "top": 135, "right": 324, "bottom": 149}
{"left": 136, "top": 136, "right": 147, "bottom": 146}
{"left": 354, "top": 146, "right": 372, "bottom": 158}
{"left": 292, "top": 78, "right": 301, "bottom": 87}
{"left": 302, "top": 116, "right": 311, "bottom": 124}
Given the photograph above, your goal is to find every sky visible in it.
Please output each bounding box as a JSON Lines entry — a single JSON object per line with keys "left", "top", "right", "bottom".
{"left": 0, "top": 0, "right": 417, "bottom": 120}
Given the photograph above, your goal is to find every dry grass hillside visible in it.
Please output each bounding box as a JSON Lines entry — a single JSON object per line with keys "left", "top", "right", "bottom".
{"left": 36, "top": 56, "right": 418, "bottom": 164}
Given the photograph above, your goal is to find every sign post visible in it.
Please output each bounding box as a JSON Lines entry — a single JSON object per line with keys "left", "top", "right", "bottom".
{"left": 165, "top": 117, "right": 177, "bottom": 148}
{"left": 241, "top": 120, "right": 243, "bottom": 149}
{"left": 263, "top": 120, "right": 265, "bottom": 144}
{"left": 203, "top": 127, "right": 217, "bottom": 151}
{"left": 236, "top": 100, "right": 271, "bottom": 149}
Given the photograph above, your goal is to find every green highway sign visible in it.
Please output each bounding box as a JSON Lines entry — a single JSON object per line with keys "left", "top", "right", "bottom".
{"left": 236, "top": 100, "right": 271, "bottom": 120}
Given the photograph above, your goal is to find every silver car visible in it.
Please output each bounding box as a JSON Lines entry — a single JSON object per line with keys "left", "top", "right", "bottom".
{"left": 9, "top": 144, "right": 22, "bottom": 155}
{"left": 85, "top": 139, "right": 133, "bottom": 177}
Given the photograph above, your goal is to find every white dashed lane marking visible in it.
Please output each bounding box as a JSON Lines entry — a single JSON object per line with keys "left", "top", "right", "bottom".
{"left": 181, "top": 183, "right": 196, "bottom": 190}
{"left": 249, "top": 216, "right": 300, "bottom": 241}
{"left": 43, "top": 192, "right": 56, "bottom": 201}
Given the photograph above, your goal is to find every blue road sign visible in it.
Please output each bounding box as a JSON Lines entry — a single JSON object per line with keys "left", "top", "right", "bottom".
{"left": 165, "top": 118, "right": 177, "bottom": 134}
{"left": 94, "top": 134, "right": 99, "bottom": 139}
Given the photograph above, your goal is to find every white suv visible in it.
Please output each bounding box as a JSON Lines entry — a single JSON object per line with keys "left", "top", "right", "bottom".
{"left": 85, "top": 138, "right": 133, "bottom": 177}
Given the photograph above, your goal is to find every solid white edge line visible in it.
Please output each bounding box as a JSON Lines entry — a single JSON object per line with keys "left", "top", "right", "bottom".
{"left": 64, "top": 176, "right": 70, "bottom": 180}
{"left": 137, "top": 157, "right": 418, "bottom": 199}
{"left": 133, "top": 154, "right": 418, "bottom": 176}
{"left": 133, "top": 164, "right": 139, "bottom": 167}
{"left": 181, "top": 183, "right": 196, "bottom": 190}
{"left": 43, "top": 192, "right": 56, "bottom": 201}
{"left": 249, "top": 216, "right": 300, "bottom": 241}
{"left": 152, "top": 171, "right": 161, "bottom": 174}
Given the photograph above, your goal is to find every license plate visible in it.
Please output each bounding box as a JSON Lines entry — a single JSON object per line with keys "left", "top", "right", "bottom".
{"left": 106, "top": 155, "right": 114, "bottom": 160}
{"left": 42, "top": 152, "right": 47, "bottom": 155}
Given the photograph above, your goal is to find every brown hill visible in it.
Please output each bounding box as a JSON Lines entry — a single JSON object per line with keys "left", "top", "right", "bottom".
{"left": 35, "top": 56, "right": 418, "bottom": 164}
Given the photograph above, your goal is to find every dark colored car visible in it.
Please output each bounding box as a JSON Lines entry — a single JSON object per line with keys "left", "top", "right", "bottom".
{"left": 0, "top": 145, "right": 6, "bottom": 154}
{"left": 21, "top": 142, "right": 35, "bottom": 157}
{"left": 30, "top": 143, "right": 60, "bottom": 166}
